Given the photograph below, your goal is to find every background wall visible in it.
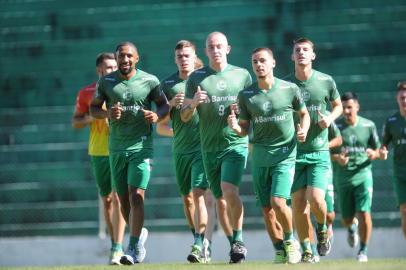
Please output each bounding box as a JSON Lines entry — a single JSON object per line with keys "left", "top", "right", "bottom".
{"left": 1, "top": 0, "right": 406, "bottom": 237}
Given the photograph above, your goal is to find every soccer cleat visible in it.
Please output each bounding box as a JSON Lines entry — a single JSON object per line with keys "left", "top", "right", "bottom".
{"left": 274, "top": 250, "right": 287, "bottom": 264}
{"left": 284, "top": 239, "right": 301, "bottom": 264}
{"left": 137, "top": 227, "right": 149, "bottom": 263}
{"left": 187, "top": 245, "right": 205, "bottom": 263}
{"left": 357, "top": 251, "right": 368, "bottom": 262}
{"left": 120, "top": 247, "right": 137, "bottom": 265}
{"left": 229, "top": 241, "right": 247, "bottom": 263}
{"left": 120, "top": 227, "right": 149, "bottom": 265}
{"left": 109, "top": 249, "right": 124, "bottom": 265}
{"left": 314, "top": 254, "right": 320, "bottom": 263}
{"left": 347, "top": 220, "right": 359, "bottom": 248}
{"left": 202, "top": 238, "right": 211, "bottom": 263}
{"left": 301, "top": 251, "right": 316, "bottom": 263}
{"left": 316, "top": 229, "right": 331, "bottom": 256}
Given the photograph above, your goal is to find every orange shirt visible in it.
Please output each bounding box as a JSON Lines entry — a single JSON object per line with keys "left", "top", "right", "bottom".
{"left": 75, "top": 82, "right": 109, "bottom": 156}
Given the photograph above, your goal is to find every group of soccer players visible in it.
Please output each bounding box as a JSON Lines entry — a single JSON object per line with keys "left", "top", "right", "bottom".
{"left": 72, "top": 30, "right": 406, "bottom": 265}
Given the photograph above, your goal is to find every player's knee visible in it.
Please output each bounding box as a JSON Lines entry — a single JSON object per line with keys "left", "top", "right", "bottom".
{"left": 102, "top": 193, "right": 113, "bottom": 207}
{"left": 129, "top": 190, "right": 144, "bottom": 206}
{"left": 327, "top": 212, "right": 335, "bottom": 223}
{"left": 270, "top": 197, "right": 287, "bottom": 213}
{"left": 183, "top": 194, "right": 194, "bottom": 207}
{"left": 309, "top": 196, "right": 325, "bottom": 210}
{"left": 221, "top": 187, "right": 238, "bottom": 201}
{"left": 261, "top": 206, "right": 275, "bottom": 218}
{"left": 216, "top": 198, "right": 227, "bottom": 211}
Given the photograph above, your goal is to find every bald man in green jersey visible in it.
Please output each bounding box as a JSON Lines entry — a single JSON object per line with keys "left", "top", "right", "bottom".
{"left": 332, "top": 92, "right": 385, "bottom": 262}
{"left": 285, "top": 38, "right": 343, "bottom": 259}
{"left": 228, "top": 47, "right": 310, "bottom": 264}
{"left": 181, "top": 32, "right": 252, "bottom": 264}
{"left": 157, "top": 40, "right": 222, "bottom": 263}
{"left": 90, "top": 41, "right": 169, "bottom": 265}
{"left": 381, "top": 81, "right": 406, "bottom": 238}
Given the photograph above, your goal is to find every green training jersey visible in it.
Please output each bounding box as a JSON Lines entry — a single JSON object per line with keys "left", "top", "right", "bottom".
{"left": 334, "top": 116, "right": 381, "bottom": 187}
{"left": 161, "top": 72, "right": 200, "bottom": 154}
{"left": 285, "top": 70, "right": 340, "bottom": 153}
{"left": 238, "top": 78, "right": 305, "bottom": 167}
{"left": 382, "top": 111, "right": 406, "bottom": 167}
{"left": 95, "top": 69, "right": 161, "bottom": 153}
{"left": 185, "top": 64, "right": 252, "bottom": 152}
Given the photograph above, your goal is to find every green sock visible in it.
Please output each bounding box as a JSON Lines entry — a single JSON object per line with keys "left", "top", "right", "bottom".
{"left": 129, "top": 236, "right": 139, "bottom": 249}
{"left": 317, "top": 222, "right": 327, "bottom": 232}
{"left": 273, "top": 240, "right": 284, "bottom": 251}
{"left": 311, "top": 243, "right": 318, "bottom": 256}
{"left": 360, "top": 242, "right": 368, "bottom": 254}
{"left": 227, "top": 235, "right": 233, "bottom": 246}
{"left": 232, "top": 230, "right": 243, "bottom": 243}
{"left": 112, "top": 242, "right": 123, "bottom": 252}
{"left": 283, "top": 231, "right": 294, "bottom": 241}
{"left": 194, "top": 233, "right": 204, "bottom": 247}
{"left": 191, "top": 228, "right": 196, "bottom": 237}
{"left": 301, "top": 240, "right": 312, "bottom": 253}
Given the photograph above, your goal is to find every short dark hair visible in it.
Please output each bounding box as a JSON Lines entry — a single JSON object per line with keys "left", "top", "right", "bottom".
{"left": 397, "top": 81, "right": 406, "bottom": 91}
{"left": 95, "top": 52, "right": 115, "bottom": 67}
{"left": 251, "top": 47, "right": 274, "bottom": 57}
{"left": 341, "top": 91, "right": 359, "bottom": 102}
{"left": 115, "top": 41, "right": 138, "bottom": 54}
{"left": 175, "top": 40, "right": 196, "bottom": 51}
{"left": 293, "top": 37, "right": 315, "bottom": 50}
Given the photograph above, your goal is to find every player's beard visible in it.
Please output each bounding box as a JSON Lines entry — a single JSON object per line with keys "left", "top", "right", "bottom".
{"left": 119, "top": 65, "right": 133, "bottom": 76}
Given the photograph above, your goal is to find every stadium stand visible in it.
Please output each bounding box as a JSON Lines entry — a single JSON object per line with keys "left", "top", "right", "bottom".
{"left": 0, "top": 0, "right": 405, "bottom": 236}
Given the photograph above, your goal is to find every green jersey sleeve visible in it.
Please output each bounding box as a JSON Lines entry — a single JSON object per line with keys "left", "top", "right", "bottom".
{"left": 292, "top": 84, "right": 306, "bottom": 111}
{"left": 382, "top": 117, "right": 392, "bottom": 147}
{"left": 368, "top": 121, "right": 381, "bottom": 149}
{"left": 328, "top": 78, "right": 340, "bottom": 102}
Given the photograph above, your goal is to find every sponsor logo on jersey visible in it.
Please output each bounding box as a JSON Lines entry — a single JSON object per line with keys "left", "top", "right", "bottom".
{"left": 211, "top": 95, "right": 237, "bottom": 103}
{"left": 123, "top": 90, "right": 133, "bottom": 101}
{"left": 344, "top": 146, "right": 366, "bottom": 153}
{"left": 105, "top": 77, "right": 116, "bottom": 81}
{"left": 262, "top": 101, "right": 272, "bottom": 112}
{"left": 314, "top": 137, "right": 324, "bottom": 146}
{"left": 349, "top": 134, "right": 357, "bottom": 145}
{"left": 388, "top": 116, "right": 397, "bottom": 122}
{"left": 254, "top": 113, "right": 287, "bottom": 123}
{"left": 164, "top": 79, "right": 175, "bottom": 84}
{"left": 301, "top": 90, "right": 311, "bottom": 102}
{"left": 308, "top": 104, "right": 321, "bottom": 111}
{"left": 216, "top": 80, "right": 227, "bottom": 91}
{"left": 122, "top": 105, "right": 141, "bottom": 112}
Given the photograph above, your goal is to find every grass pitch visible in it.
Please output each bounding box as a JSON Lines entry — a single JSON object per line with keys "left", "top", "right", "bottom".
{"left": 1, "top": 259, "right": 405, "bottom": 270}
